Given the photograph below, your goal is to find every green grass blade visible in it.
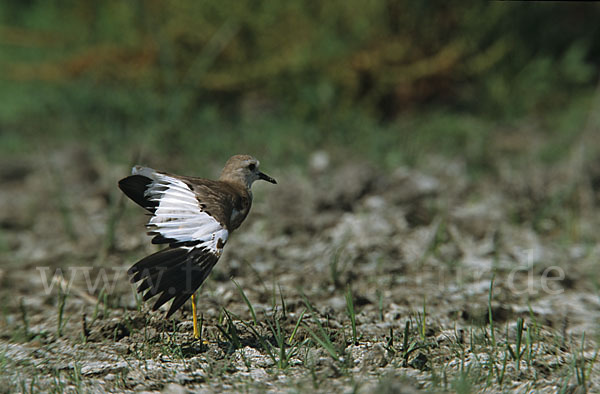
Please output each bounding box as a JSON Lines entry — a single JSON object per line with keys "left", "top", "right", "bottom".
{"left": 232, "top": 278, "right": 258, "bottom": 326}
{"left": 289, "top": 308, "right": 306, "bottom": 345}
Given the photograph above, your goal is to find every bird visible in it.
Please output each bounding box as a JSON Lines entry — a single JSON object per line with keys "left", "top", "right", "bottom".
{"left": 118, "top": 155, "right": 276, "bottom": 338}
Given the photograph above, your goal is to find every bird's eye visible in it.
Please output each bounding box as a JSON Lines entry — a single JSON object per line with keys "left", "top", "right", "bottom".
{"left": 248, "top": 163, "right": 256, "bottom": 171}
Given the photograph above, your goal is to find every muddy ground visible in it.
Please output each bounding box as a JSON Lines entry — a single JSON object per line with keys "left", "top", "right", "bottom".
{"left": 1, "top": 142, "right": 600, "bottom": 393}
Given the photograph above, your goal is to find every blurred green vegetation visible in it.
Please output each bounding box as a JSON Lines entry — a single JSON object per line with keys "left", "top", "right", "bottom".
{"left": 0, "top": 1, "right": 598, "bottom": 170}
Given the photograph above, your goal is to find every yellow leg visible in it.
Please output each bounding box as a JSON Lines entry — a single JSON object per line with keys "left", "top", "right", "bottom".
{"left": 192, "top": 293, "right": 200, "bottom": 339}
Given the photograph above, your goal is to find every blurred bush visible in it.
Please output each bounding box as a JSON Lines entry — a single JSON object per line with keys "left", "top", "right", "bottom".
{"left": 0, "top": 1, "right": 598, "bottom": 165}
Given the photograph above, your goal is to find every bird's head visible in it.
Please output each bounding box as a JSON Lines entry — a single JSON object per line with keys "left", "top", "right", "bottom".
{"left": 220, "top": 155, "right": 277, "bottom": 189}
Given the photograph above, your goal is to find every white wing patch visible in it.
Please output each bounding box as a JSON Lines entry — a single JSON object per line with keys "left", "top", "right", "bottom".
{"left": 133, "top": 166, "right": 228, "bottom": 254}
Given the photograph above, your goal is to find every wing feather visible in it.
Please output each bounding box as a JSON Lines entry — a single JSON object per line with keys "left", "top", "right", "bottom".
{"left": 128, "top": 167, "right": 230, "bottom": 252}
{"left": 120, "top": 166, "right": 232, "bottom": 317}
{"left": 128, "top": 246, "right": 220, "bottom": 318}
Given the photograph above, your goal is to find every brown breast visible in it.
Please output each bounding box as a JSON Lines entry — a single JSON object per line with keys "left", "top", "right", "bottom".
{"left": 226, "top": 183, "right": 252, "bottom": 230}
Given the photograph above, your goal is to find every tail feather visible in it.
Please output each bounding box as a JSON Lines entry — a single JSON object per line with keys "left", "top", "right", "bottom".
{"left": 128, "top": 247, "right": 188, "bottom": 283}
{"left": 128, "top": 246, "right": 219, "bottom": 318}
{"left": 139, "top": 252, "right": 214, "bottom": 300}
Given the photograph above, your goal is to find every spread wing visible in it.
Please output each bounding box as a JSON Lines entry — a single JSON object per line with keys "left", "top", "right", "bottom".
{"left": 119, "top": 166, "right": 230, "bottom": 317}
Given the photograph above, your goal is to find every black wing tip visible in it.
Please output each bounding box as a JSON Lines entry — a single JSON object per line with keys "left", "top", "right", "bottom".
{"left": 165, "top": 311, "right": 176, "bottom": 319}
{"left": 165, "top": 300, "right": 185, "bottom": 318}
{"left": 118, "top": 174, "right": 158, "bottom": 212}
{"left": 118, "top": 174, "right": 150, "bottom": 193}
{"left": 164, "top": 292, "right": 196, "bottom": 318}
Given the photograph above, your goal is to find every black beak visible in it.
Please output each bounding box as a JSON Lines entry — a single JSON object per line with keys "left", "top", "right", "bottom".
{"left": 258, "top": 171, "right": 277, "bottom": 184}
